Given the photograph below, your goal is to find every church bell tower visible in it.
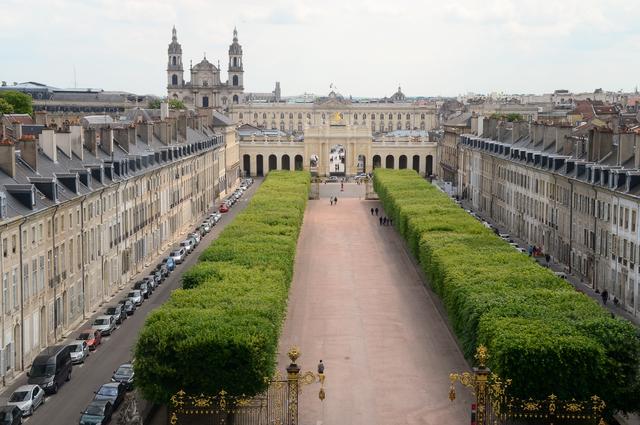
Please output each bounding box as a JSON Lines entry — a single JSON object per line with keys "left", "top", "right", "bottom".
{"left": 167, "top": 26, "right": 184, "bottom": 89}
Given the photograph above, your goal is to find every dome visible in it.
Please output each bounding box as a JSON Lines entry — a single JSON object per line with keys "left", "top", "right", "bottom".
{"left": 193, "top": 57, "right": 218, "bottom": 71}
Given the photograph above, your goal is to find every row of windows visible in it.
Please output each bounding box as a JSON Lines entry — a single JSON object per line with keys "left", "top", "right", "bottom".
{"left": 243, "top": 112, "right": 429, "bottom": 120}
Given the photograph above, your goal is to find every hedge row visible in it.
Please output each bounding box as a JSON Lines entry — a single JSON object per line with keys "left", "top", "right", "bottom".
{"left": 134, "top": 171, "right": 310, "bottom": 404}
{"left": 373, "top": 169, "right": 640, "bottom": 413}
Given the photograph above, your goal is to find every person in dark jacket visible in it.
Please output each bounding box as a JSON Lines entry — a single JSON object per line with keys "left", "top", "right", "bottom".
{"left": 375, "top": 207, "right": 379, "bottom": 216}
{"left": 601, "top": 289, "right": 609, "bottom": 305}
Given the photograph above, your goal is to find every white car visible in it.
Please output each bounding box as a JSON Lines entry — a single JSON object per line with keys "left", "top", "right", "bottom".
{"left": 68, "top": 341, "right": 89, "bottom": 364}
{"left": 180, "top": 239, "right": 194, "bottom": 254}
{"left": 92, "top": 315, "right": 116, "bottom": 336}
{"left": 201, "top": 222, "right": 211, "bottom": 233}
{"left": 170, "top": 248, "right": 186, "bottom": 264}
{"left": 7, "top": 384, "right": 45, "bottom": 416}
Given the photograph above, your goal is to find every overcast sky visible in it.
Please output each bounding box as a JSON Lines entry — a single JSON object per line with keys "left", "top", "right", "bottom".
{"left": 1, "top": 0, "right": 639, "bottom": 98}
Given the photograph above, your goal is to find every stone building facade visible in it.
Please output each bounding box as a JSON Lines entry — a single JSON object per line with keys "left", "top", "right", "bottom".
{"left": 458, "top": 118, "right": 640, "bottom": 318}
{"left": 167, "top": 27, "right": 244, "bottom": 110}
{"left": 0, "top": 110, "right": 239, "bottom": 384}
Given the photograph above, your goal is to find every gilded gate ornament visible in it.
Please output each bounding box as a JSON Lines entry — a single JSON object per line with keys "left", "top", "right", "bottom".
{"left": 448, "top": 346, "right": 607, "bottom": 425}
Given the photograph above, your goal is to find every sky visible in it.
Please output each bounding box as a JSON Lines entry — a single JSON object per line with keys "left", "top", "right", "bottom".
{"left": 1, "top": 0, "right": 639, "bottom": 98}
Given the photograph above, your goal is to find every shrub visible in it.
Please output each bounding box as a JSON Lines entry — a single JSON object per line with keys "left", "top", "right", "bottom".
{"left": 374, "top": 169, "right": 640, "bottom": 413}
{"left": 135, "top": 171, "right": 310, "bottom": 404}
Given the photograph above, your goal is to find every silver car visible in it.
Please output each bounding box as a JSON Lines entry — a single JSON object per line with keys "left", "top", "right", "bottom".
{"left": 92, "top": 315, "right": 116, "bottom": 336}
{"left": 127, "top": 290, "right": 143, "bottom": 306}
{"left": 180, "top": 239, "right": 194, "bottom": 254}
{"left": 7, "top": 384, "right": 45, "bottom": 416}
{"left": 170, "top": 248, "right": 186, "bottom": 264}
{"left": 68, "top": 341, "right": 89, "bottom": 364}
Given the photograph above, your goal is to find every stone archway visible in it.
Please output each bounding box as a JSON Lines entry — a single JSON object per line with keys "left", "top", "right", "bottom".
{"left": 373, "top": 155, "right": 381, "bottom": 169}
{"left": 357, "top": 155, "right": 366, "bottom": 174}
{"left": 294, "top": 155, "right": 303, "bottom": 171}
{"left": 256, "top": 154, "right": 264, "bottom": 176}
{"left": 412, "top": 155, "right": 420, "bottom": 174}
{"left": 268, "top": 154, "right": 277, "bottom": 172}
{"left": 399, "top": 155, "right": 407, "bottom": 169}
{"left": 282, "top": 154, "right": 291, "bottom": 171}
{"left": 426, "top": 155, "right": 433, "bottom": 176}
{"left": 243, "top": 154, "right": 251, "bottom": 176}
{"left": 385, "top": 155, "right": 395, "bottom": 169}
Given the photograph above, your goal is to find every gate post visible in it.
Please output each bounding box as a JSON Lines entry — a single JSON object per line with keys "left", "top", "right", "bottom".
{"left": 286, "top": 347, "right": 301, "bottom": 425}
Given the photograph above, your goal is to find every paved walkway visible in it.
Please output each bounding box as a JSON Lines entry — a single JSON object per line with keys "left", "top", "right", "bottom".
{"left": 278, "top": 198, "right": 471, "bottom": 425}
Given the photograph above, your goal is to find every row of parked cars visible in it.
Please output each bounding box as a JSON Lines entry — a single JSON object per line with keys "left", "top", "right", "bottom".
{"left": 0, "top": 183, "right": 254, "bottom": 424}
{"left": 218, "top": 178, "right": 252, "bottom": 213}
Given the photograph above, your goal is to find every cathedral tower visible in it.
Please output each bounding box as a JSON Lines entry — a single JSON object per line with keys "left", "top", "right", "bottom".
{"left": 228, "top": 27, "right": 244, "bottom": 90}
{"left": 167, "top": 26, "right": 184, "bottom": 88}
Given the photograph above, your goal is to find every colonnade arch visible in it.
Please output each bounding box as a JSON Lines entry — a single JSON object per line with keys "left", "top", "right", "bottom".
{"left": 282, "top": 154, "right": 291, "bottom": 170}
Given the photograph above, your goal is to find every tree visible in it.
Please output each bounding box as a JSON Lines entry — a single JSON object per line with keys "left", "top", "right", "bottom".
{"left": 0, "top": 91, "right": 33, "bottom": 115}
{"left": 168, "top": 99, "right": 186, "bottom": 110}
{"left": 0, "top": 98, "right": 14, "bottom": 114}
{"left": 147, "top": 98, "right": 161, "bottom": 109}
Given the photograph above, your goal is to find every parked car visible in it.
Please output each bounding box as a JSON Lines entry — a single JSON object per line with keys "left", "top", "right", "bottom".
{"left": 142, "top": 276, "right": 156, "bottom": 292}
{"left": 326, "top": 176, "right": 338, "bottom": 183}
{"left": 155, "top": 263, "right": 170, "bottom": 278}
{"left": 111, "top": 363, "right": 135, "bottom": 390}
{"left": 0, "top": 405, "right": 23, "bottom": 425}
{"left": 151, "top": 269, "right": 164, "bottom": 284}
{"left": 93, "top": 382, "right": 126, "bottom": 409}
{"left": 118, "top": 298, "right": 136, "bottom": 315}
{"left": 180, "top": 239, "right": 194, "bottom": 254}
{"left": 498, "top": 233, "right": 510, "bottom": 240}
{"left": 79, "top": 400, "right": 112, "bottom": 425}
{"left": 68, "top": 341, "right": 89, "bottom": 364}
{"left": 133, "top": 281, "right": 150, "bottom": 298}
{"left": 189, "top": 232, "right": 201, "bottom": 245}
{"left": 76, "top": 329, "right": 102, "bottom": 351}
{"left": 219, "top": 204, "right": 229, "bottom": 213}
{"left": 554, "top": 271, "right": 568, "bottom": 279}
{"left": 162, "top": 256, "right": 176, "bottom": 271}
{"left": 127, "top": 290, "right": 143, "bottom": 306}
{"left": 92, "top": 315, "right": 116, "bottom": 336}
{"left": 7, "top": 384, "right": 45, "bottom": 416}
{"left": 170, "top": 248, "right": 186, "bottom": 264}
{"left": 199, "top": 223, "right": 210, "bottom": 234}
{"left": 105, "top": 305, "right": 126, "bottom": 325}
{"left": 27, "top": 345, "right": 72, "bottom": 394}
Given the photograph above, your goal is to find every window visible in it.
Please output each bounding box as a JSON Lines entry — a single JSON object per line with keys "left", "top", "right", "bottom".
{"left": 23, "top": 264, "right": 29, "bottom": 300}
{"left": 2, "top": 273, "right": 8, "bottom": 314}
{"left": 31, "top": 226, "right": 35, "bottom": 244}
{"left": 171, "top": 74, "right": 178, "bottom": 85}
{"left": 12, "top": 268, "right": 17, "bottom": 309}
{"left": 280, "top": 113, "right": 284, "bottom": 119}
{"left": 32, "top": 259, "right": 37, "bottom": 296}
{"left": 633, "top": 210, "right": 637, "bottom": 232}
{"left": 172, "top": 56, "right": 176, "bottom": 66}
{"left": 38, "top": 223, "right": 43, "bottom": 242}
{"left": 232, "top": 75, "right": 239, "bottom": 86}
{"left": 39, "top": 256, "right": 44, "bottom": 290}
{"left": 2, "top": 238, "right": 6, "bottom": 257}
{"left": 202, "top": 96, "right": 209, "bottom": 108}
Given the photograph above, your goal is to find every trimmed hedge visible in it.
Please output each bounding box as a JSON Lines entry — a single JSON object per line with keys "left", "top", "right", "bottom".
{"left": 374, "top": 169, "right": 640, "bottom": 413}
{"left": 134, "top": 171, "right": 310, "bottom": 404}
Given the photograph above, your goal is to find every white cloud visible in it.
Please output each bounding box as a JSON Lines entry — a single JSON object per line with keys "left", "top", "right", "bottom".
{"left": 1, "top": 0, "right": 639, "bottom": 96}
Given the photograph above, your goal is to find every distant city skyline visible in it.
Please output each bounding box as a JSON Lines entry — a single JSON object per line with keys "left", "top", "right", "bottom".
{"left": 1, "top": 0, "right": 639, "bottom": 98}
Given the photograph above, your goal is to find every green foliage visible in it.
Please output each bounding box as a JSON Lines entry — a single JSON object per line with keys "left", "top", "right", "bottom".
{"left": 0, "top": 91, "right": 32, "bottom": 115}
{"left": 489, "top": 112, "right": 524, "bottom": 122}
{"left": 147, "top": 98, "right": 186, "bottom": 110}
{"left": 0, "top": 98, "right": 14, "bottom": 114}
{"left": 135, "top": 171, "right": 310, "bottom": 404}
{"left": 373, "top": 169, "right": 640, "bottom": 413}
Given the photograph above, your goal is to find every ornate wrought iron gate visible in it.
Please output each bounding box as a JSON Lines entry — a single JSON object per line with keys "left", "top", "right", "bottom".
{"left": 449, "top": 346, "right": 607, "bottom": 425}
{"left": 168, "top": 347, "right": 325, "bottom": 425}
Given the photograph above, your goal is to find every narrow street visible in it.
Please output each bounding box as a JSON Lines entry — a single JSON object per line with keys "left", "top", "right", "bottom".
{"left": 0, "top": 180, "right": 261, "bottom": 425}
{"left": 278, "top": 196, "right": 472, "bottom": 425}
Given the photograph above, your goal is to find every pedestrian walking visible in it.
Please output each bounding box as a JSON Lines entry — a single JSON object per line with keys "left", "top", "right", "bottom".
{"left": 545, "top": 253, "right": 550, "bottom": 265}
{"left": 375, "top": 207, "right": 379, "bottom": 216}
{"left": 334, "top": 196, "right": 338, "bottom": 205}
{"left": 370, "top": 208, "right": 374, "bottom": 215}
{"left": 390, "top": 218, "right": 393, "bottom": 226}
{"left": 379, "top": 216, "right": 383, "bottom": 226}
{"left": 383, "top": 217, "right": 387, "bottom": 225}
{"left": 601, "top": 289, "right": 609, "bottom": 305}
{"left": 330, "top": 197, "right": 333, "bottom": 206}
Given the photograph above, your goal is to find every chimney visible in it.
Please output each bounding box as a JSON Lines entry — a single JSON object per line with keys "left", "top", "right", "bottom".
{"left": 541, "top": 125, "right": 555, "bottom": 151}
{"left": 114, "top": 127, "right": 130, "bottom": 153}
{"left": 0, "top": 140, "right": 16, "bottom": 177}
{"left": 160, "top": 102, "right": 169, "bottom": 120}
{"left": 154, "top": 121, "right": 169, "bottom": 145}
{"left": 84, "top": 128, "right": 98, "bottom": 157}
{"left": 137, "top": 122, "right": 153, "bottom": 144}
{"left": 56, "top": 129, "right": 72, "bottom": 158}
{"left": 555, "top": 126, "right": 571, "bottom": 154}
{"left": 40, "top": 128, "right": 57, "bottom": 162}
{"left": 588, "top": 129, "right": 613, "bottom": 162}
{"left": 178, "top": 114, "right": 188, "bottom": 139}
{"left": 100, "top": 127, "right": 114, "bottom": 155}
{"left": 34, "top": 111, "right": 48, "bottom": 126}
{"left": 69, "top": 124, "right": 83, "bottom": 160}
{"left": 12, "top": 121, "right": 22, "bottom": 140}
{"left": 20, "top": 136, "right": 38, "bottom": 171}
{"left": 619, "top": 133, "right": 635, "bottom": 166}
{"left": 127, "top": 125, "right": 136, "bottom": 146}
{"left": 166, "top": 117, "right": 178, "bottom": 144}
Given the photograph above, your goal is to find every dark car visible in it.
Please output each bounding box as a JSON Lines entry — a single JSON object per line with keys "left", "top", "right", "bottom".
{"left": 142, "top": 276, "right": 155, "bottom": 292}
{"left": 79, "top": 400, "right": 112, "bottom": 425}
{"left": 133, "top": 281, "right": 149, "bottom": 298}
{"left": 117, "top": 299, "right": 136, "bottom": 315}
{"left": 0, "top": 405, "right": 22, "bottom": 425}
{"left": 27, "top": 345, "right": 72, "bottom": 394}
{"left": 155, "top": 263, "right": 169, "bottom": 278}
{"left": 111, "top": 363, "right": 135, "bottom": 390}
{"left": 105, "top": 305, "right": 126, "bottom": 325}
{"left": 93, "top": 382, "right": 126, "bottom": 409}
